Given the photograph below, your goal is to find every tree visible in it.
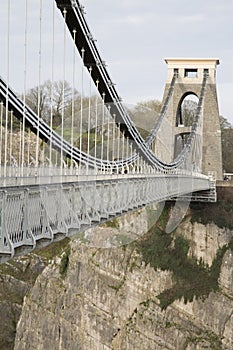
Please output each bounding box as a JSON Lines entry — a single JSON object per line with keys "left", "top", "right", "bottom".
{"left": 128, "top": 99, "right": 161, "bottom": 139}
{"left": 134, "top": 99, "right": 161, "bottom": 114}
{"left": 25, "top": 80, "right": 79, "bottom": 126}
{"left": 181, "top": 99, "right": 198, "bottom": 126}
{"left": 219, "top": 115, "right": 232, "bottom": 130}
{"left": 222, "top": 128, "right": 233, "bottom": 172}
{"left": 220, "top": 116, "right": 233, "bottom": 173}
{"left": 25, "top": 83, "right": 49, "bottom": 120}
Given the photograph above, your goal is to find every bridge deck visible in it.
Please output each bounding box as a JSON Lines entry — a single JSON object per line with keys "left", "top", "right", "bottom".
{"left": 0, "top": 174, "right": 212, "bottom": 262}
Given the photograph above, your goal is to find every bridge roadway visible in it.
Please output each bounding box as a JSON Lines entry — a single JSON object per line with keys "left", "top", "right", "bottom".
{"left": 0, "top": 173, "right": 211, "bottom": 262}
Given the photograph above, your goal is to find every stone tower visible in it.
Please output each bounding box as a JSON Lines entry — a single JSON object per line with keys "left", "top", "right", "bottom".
{"left": 161, "top": 58, "right": 222, "bottom": 179}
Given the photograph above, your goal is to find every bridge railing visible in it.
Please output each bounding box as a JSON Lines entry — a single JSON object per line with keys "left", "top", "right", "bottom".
{"left": 0, "top": 173, "right": 212, "bottom": 262}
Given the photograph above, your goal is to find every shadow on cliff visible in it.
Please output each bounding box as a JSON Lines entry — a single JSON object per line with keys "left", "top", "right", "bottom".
{"left": 136, "top": 202, "right": 233, "bottom": 310}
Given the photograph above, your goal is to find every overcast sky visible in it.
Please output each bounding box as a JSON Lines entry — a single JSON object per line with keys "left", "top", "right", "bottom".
{"left": 81, "top": 0, "right": 233, "bottom": 124}
{"left": 1, "top": 0, "right": 233, "bottom": 124}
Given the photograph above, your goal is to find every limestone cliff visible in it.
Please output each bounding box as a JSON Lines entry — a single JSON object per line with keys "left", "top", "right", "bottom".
{"left": 0, "top": 254, "right": 48, "bottom": 350}
{"left": 13, "top": 202, "right": 233, "bottom": 350}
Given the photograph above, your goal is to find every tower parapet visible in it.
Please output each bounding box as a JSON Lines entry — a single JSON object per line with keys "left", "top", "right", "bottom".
{"left": 165, "top": 58, "right": 219, "bottom": 84}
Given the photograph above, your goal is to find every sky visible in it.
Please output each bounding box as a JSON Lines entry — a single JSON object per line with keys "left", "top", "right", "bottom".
{"left": 1, "top": 0, "right": 233, "bottom": 124}
{"left": 81, "top": 0, "right": 233, "bottom": 124}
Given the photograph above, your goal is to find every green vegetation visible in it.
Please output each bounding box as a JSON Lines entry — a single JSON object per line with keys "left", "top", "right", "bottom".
{"left": 0, "top": 258, "right": 36, "bottom": 284}
{"left": 34, "top": 237, "right": 70, "bottom": 261}
{"left": 128, "top": 99, "right": 161, "bottom": 140}
{"left": 59, "top": 246, "right": 71, "bottom": 277}
{"left": 35, "top": 237, "right": 72, "bottom": 277}
{"left": 0, "top": 286, "right": 24, "bottom": 305}
{"left": 136, "top": 203, "right": 233, "bottom": 310}
{"left": 0, "top": 238, "right": 71, "bottom": 314}
{"left": 183, "top": 330, "right": 223, "bottom": 350}
{"left": 129, "top": 259, "right": 137, "bottom": 273}
{"left": 190, "top": 201, "right": 233, "bottom": 230}
{"left": 103, "top": 218, "right": 119, "bottom": 229}
{"left": 75, "top": 232, "right": 89, "bottom": 244}
{"left": 221, "top": 118, "right": 233, "bottom": 173}
{"left": 109, "top": 277, "right": 126, "bottom": 292}
{"left": 139, "top": 299, "right": 150, "bottom": 308}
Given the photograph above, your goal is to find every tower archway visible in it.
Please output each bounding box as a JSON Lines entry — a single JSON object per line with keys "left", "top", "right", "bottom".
{"left": 174, "top": 93, "right": 199, "bottom": 158}
{"left": 176, "top": 92, "right": 199, "bottom": 127}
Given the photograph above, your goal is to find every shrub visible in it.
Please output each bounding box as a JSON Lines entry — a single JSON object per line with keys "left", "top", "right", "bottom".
{"left": 59, "top": 246, "right": 71, "bottom": 277}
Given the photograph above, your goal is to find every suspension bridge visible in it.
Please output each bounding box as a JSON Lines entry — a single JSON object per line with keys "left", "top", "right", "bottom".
{"left": 0, "top": 0, "right": 222, "bottom": 262}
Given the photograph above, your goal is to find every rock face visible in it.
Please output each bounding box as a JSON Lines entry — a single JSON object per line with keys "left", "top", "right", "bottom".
{"left": 176, "top": 220, "right": 232, "bottom": 266}
{"left": 13, "top": 203, "right": 233, "bottom": 350}
{"left": 0, "top": 255, "right": 47, "bottom": 350}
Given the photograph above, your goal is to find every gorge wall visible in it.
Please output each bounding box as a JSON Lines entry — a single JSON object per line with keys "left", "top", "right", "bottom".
{"left": 10, "top": 194, "right": 233, "bottom": 350}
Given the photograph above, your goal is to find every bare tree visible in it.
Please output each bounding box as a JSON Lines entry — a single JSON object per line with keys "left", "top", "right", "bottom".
{"left": 25, "top": 80, "right": 79, "bottom": 126}
{"left": 128, "top": 99, "right": 161, "bottom": 139}
{"left": 181, "top": 99, "right": 198, "bottom": 126}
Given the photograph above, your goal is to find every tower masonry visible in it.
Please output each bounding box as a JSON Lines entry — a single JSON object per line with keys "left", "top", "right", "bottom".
{"left": 162, "top": 58, "right": 223, "bottom": 180}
